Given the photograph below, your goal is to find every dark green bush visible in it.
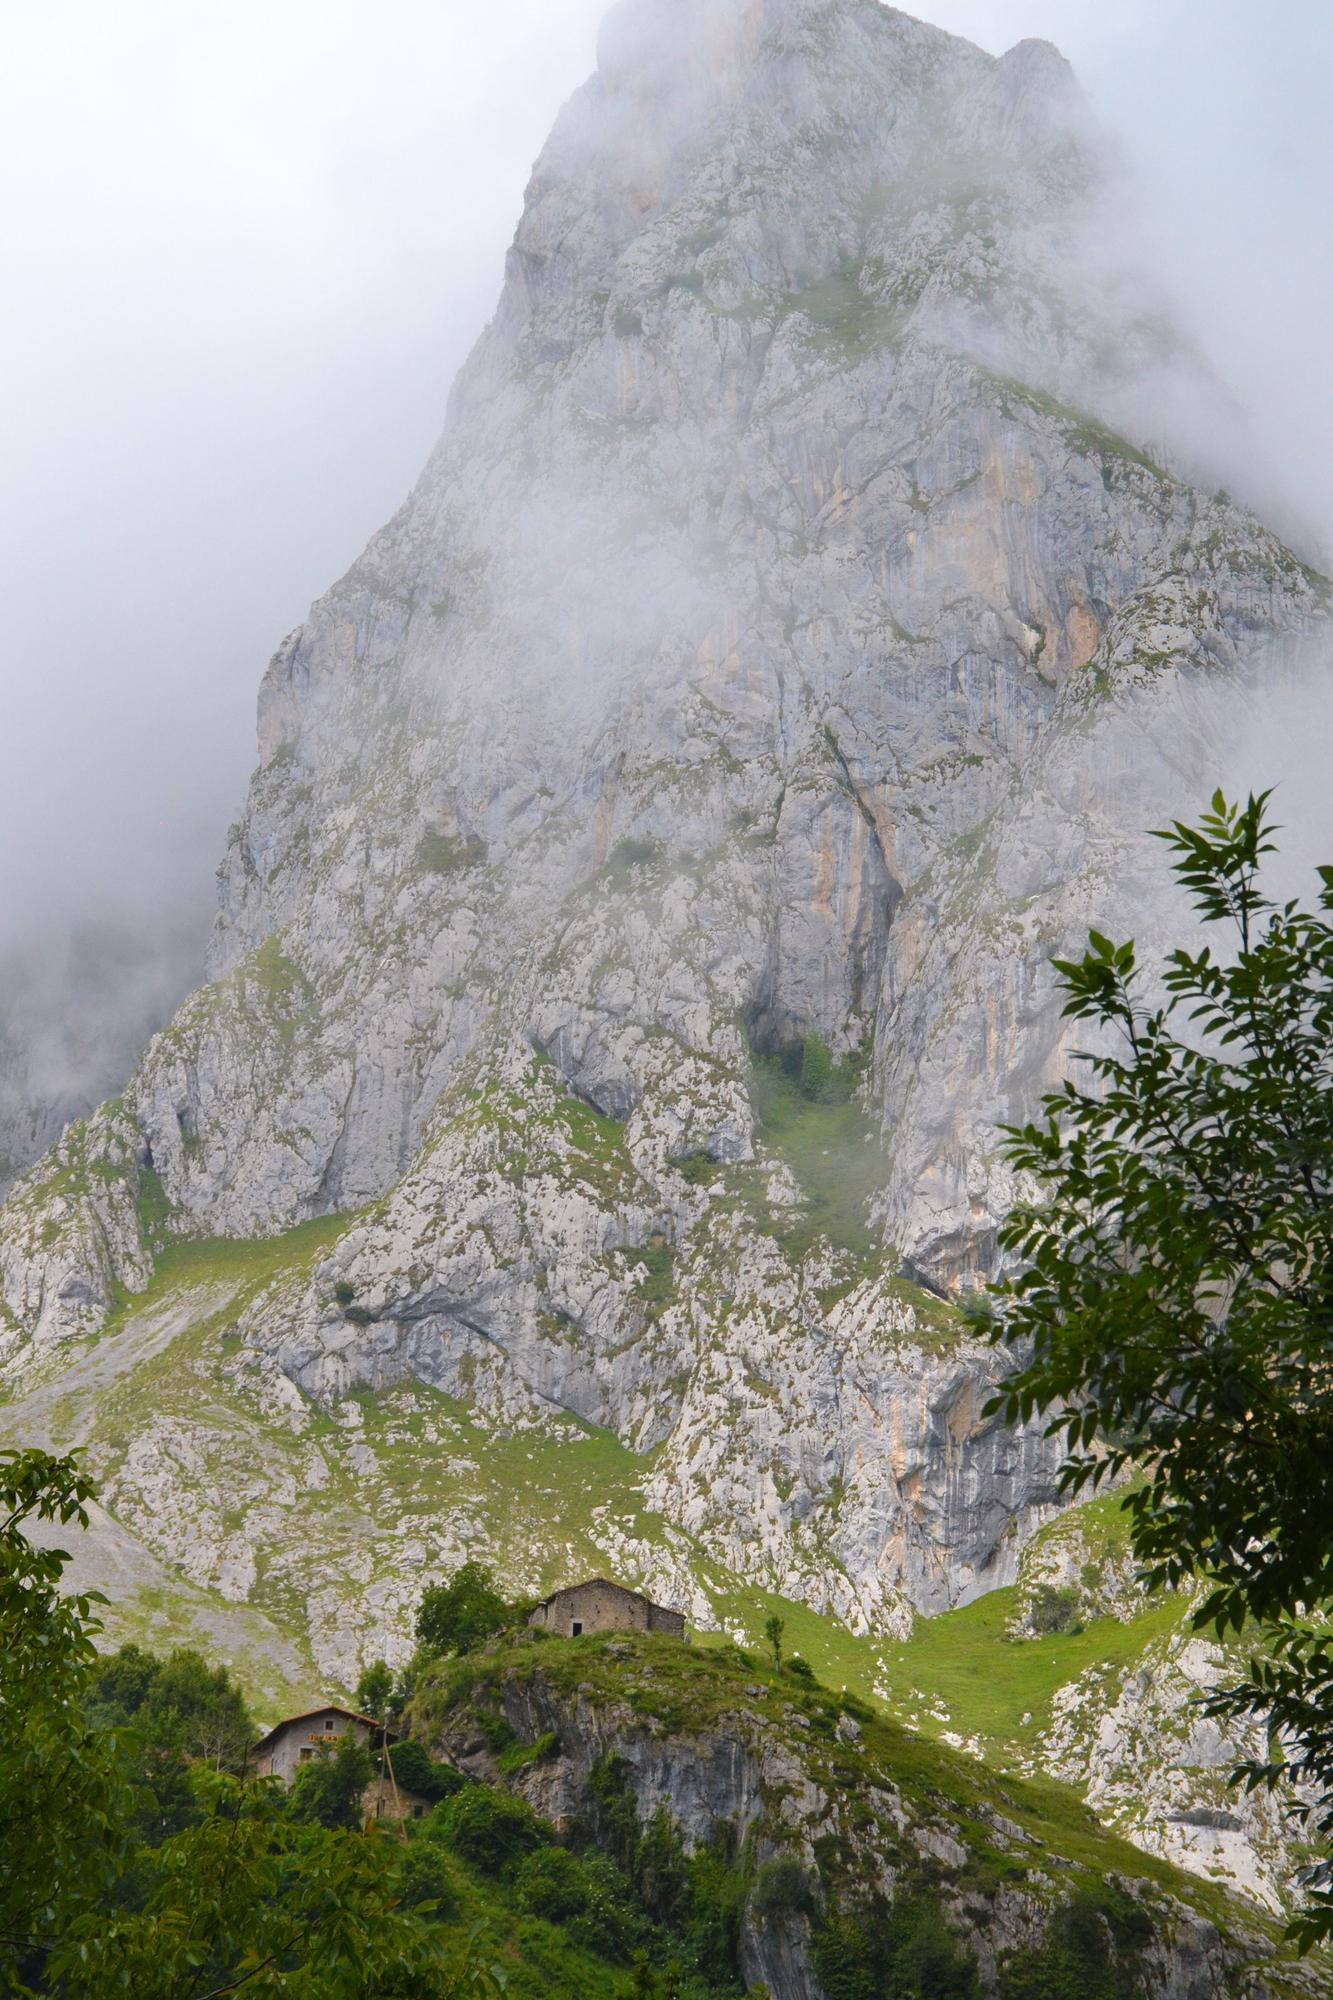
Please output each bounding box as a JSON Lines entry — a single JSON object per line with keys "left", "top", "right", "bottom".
{"left": 385, "top": 1738, "right": 463, "bottom": 1803}
{"left": 813, "top": 1892, "right": 979, "bottom": 2000}
{"left": 565, "top": 1852, "right": 652, "bottom": 1962}
{"left": 415, "top": 1561, "right": 512, "bottom": 1659}
{"left": 751, "top": 1853, "right": 817, "bottom": 1920}
{"left": 514, "top": 1845, "right": 589, "bottom": 1922}
{"left": 998, "top": 1888, "right": 1151, "bottom": 1998}
{"left": 394, "top": 1838, "right": 459, "bottom": 1921}
{"left": 91, "top": 1645, "right": 255, "bottom": 1771}
{"left": 589, "top": 1753, "right": 641, "bottom": 1873}
{"left": 433, "top": 1783, "right": 552, "bottom": 1874}
{"left": 1029, "top": 1584, "right": 1081, "bottom": 1636}
{"left": 288, "top": 1731, "right": 373, "bottom": 1831}
{"left": 785, "top": 1657, "right": 817, "bottom": 1683}
{"left": 88, "top": 1643, "right": 161, "bottom": 1724}
{"left": 638, "top": 1804, "right": 689, "bottom": 1926}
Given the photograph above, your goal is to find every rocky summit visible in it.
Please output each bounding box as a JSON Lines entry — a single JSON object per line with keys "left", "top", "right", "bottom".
{"left": 1, "top": 0, "right": 1328, "bottom": 1938}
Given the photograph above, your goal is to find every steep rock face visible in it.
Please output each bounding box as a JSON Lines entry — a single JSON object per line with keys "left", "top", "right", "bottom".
{"left": 0, "top": 0, "right": 1329, "bottom": 1866}
{"left": 8, "top": 0, "right": 1323, "bottom": 1303}
{"left": 1040, "top": 1631, "right": 1318, "bottom": 1918}
{"left": 416, "top": 1629, "right": 1322, "bottom": 1998}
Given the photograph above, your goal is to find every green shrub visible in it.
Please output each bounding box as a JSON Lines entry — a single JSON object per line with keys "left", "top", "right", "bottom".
{"left": 342, "top": 1303, "right": 374, "bottom": 1326}
{"left": 433, "top": 1783, "right": 552, "bottom": 1875}
{"left": 88, "top": 1643, "right": 161, "bottom": 1724}
{"left": 785, "top": 1657, "right": 817, "bottom": 1684}
{"left": 606, "top": 836, "right": 658, "bottom": 874}
{"left": 682, "top": 1841, "right": 746, "bottom": 1984}
{"left": 638, "top": 1803, "right": 689, "bottom": 1926}
{"left": 589, "top": 1753, "right": 641, "bottom": 1874}
{"left": 751, "top": 1854, "right": 817, "bottom": 1920}
{"left": 354, "top": 1658, "right": 394, "bottom": 1723}
{"left": 498, "top": 1727, "right": 560, "bottom": 1773}
{"left": 998, "top": 1888, "right": 1151, "bottom": 1998}
{"left": 1028, "top": 1584, "right": 1081, "bottom": 1637}
{"left": 288, "top": 1731, "right": 373, "bottom": 1831}
{"left": 385, "top": 1738, "right": 463, "bottom": 1803}
{"left": 566, "top": 1851, "right": 651, "bottom": 1960}
{"left": 514, "top": 1845, "right": 589, "bottom": 1922}
{"left": 332, "top": 1280, "right": 355, "bottom": 1307}
{"left": 394, "top": 1839, "right": 459, "bottom": 1921}
{"left": 813, "top": 1892, "right": 979, "bottom": 2000}
{"left": 415, "top": 830, "right": 486, "bottom": 876}
{"left": 415, "top": 1561, "right": 512, "bottom": 1660}
{"left": 106, "top": 1646, "right": 255, "bottom": 1771}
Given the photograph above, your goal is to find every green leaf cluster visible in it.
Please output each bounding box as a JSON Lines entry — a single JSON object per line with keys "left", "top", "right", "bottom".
{"left": 990, "top": 790, "right": 1333, "bottom": 1941}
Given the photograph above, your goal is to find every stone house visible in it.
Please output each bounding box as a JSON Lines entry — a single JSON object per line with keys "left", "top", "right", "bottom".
{"left": 528, "top": 1576, "right": 685, "bottom": 1639}
{"left": 253, "top": 1703, "right": 395, "bottom": 1785}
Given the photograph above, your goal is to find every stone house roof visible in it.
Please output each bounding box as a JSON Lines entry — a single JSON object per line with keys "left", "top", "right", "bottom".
{"left": 253, "top": 1703, "right": 400, "bottom": 1759}
{"left": 532, "top": 1576, "right": 664, "bottom": 1612}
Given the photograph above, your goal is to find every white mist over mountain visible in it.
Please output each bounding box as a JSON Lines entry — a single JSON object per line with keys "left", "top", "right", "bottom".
{"left": 1, "top": 0, "right": 1330, "bottom": 1149}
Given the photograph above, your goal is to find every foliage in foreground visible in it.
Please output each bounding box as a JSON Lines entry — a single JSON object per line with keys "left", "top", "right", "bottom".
{"left": 991, "top": 792, "right": 1333, "bottom": 1942}
{"left": 0, "top": 1446, "right": 505, "bottom": 1998}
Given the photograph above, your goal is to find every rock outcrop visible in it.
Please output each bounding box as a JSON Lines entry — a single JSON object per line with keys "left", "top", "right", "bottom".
{"left": 416, "top": 1627, "right": 1323, "bottom": 1998}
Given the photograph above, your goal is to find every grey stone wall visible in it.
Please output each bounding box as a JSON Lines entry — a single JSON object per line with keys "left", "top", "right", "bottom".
{"left": 257, "top": 1708, "right": 377, "bottom": 1783}
{"left": 530, "top": 1580, "right": 684, "bottom": 1639}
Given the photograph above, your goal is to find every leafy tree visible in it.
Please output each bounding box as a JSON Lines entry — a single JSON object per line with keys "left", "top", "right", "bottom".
{"left": 0, "top": 1447, "right": 125, "bottom": 1990}
{"left": 415, "top": 1561, "right": 511, "bottom": 1660}
{"left": 288, "top": 1729, "right": 374, "bottom": 1830}
{"left": 514, "top": 1845, "right": 589, "bottom": 1922}
{"left": 637, "top": 1804, "right": 689, "bottom": 1926}
{"left": 355, "top": 1658, "right": 396, "bottom": 1724}
{"left": 383, "top": 1736, "right": 463, "bottom": 1804}
{"left": 47, "top": 1774, "right": 483, "bottom": 1997}
{"left": 990, "top": 792, "right": 1333, "bottom": 1943}
{"left": 140, "top": 1647, "right": 256, "bottom": 1772}
{"left": 750, "top": 1854, "right": 816, "bottom": 1920}
{"left": 88, "top": 1641, "right": 161, "bottom": 1723}
{"left": 395, "top": 1837, "right": 460, "bottom": 1922}
{"left": 762, "top": 1614, "right": 784, "bottom": 1669}
{"left": 433, "top": 1783, "right": 552, "bottom": 1874}
{"left": 0, "top": 1448, "right": 507, "bottom": 1996}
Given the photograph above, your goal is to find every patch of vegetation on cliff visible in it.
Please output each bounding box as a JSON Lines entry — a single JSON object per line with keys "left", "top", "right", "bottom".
{"left": 982, "top": 367, "right": 1171, "bottom": 487}
{"left": 748, "top": 1036, "right": 887, "bottom": 1263}
{"left": 415, "top": 829, "right": 487, "bottom": 876}
{"left": 106, "top": 1211, "right": 351, "bottom": 1335}
{"left": 780, "top": 259, "right": 900, "bottom": 356}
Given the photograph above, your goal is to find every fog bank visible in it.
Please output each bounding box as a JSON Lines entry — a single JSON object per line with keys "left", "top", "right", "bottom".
{"left": 1, "top": 0, "right": 1330, "bottom": 1160}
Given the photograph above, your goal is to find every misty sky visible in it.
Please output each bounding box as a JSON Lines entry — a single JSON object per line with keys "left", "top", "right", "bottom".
{"left": 3, "top": 0, "right": 1331, "bottom": 971}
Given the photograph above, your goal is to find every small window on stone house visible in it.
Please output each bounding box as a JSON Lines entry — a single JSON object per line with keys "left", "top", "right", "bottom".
{"left": 325, "top": 1718, "right": 336, "bottom": 1730}
{"left": 571, "top": 1620, "right": 583, "bottom": 1635}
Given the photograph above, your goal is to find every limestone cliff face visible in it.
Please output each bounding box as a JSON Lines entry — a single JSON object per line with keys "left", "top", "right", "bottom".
{"left": 0, "top": 0, "right": 1328, "bottom": 1883}
{"left": 415, "top": 1630, "right": 1322, "bottom": 1998}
